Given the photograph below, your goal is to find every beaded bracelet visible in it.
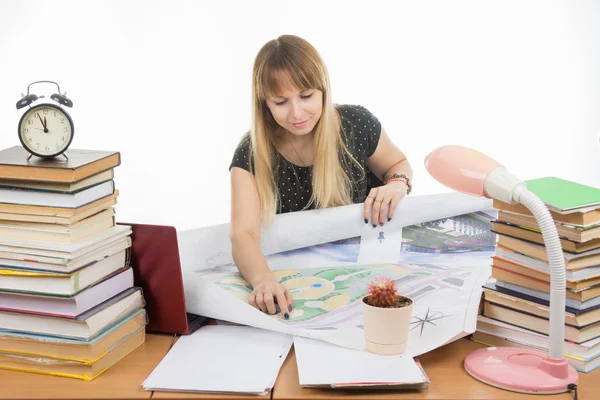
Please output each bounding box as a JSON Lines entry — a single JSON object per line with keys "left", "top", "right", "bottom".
{"left": 384, "top": 173, "right": 412, "bottom": 195}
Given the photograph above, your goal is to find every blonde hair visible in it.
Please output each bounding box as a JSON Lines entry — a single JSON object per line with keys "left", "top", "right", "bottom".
{"left": 250, "top": 35, "right": 363, "bottom": 226}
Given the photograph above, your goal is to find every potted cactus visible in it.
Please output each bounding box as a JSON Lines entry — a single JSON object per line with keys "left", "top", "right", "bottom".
{"left": 362, "top": 276, "right": 413, "bottom": 355}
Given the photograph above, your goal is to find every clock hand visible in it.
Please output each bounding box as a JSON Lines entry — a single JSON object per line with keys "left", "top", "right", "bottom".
{"left": 44, "top": 116, "right": 48, "bottom": 131}
{"left": 36, "top": 113, "right": 48, "bottom": 132}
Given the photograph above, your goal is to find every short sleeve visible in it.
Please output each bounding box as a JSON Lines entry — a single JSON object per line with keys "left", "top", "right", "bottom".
{"left": 229, "top": 134, "right": 253, "bottom": 172}
{"left": 338, "top": 104, "right": 382, "bottom": 158}
{"left": 357, "top": 105, "right": 382, "bottom": 157}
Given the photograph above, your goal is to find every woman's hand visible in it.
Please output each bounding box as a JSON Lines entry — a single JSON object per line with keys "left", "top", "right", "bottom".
{"left": 248, "top": 278, "right": 294, "bottom": 319}
{"left": 364, "top": 181, "right": 408, "bottom": 226}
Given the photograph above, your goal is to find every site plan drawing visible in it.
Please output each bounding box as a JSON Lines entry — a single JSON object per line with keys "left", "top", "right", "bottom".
{"left": 179, "top": 193, "right": 495, "bottom": 356}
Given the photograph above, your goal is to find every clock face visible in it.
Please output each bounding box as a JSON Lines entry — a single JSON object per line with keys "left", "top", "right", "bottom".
{"left": 18, "top": 103, "right": 74, "bottom": 158}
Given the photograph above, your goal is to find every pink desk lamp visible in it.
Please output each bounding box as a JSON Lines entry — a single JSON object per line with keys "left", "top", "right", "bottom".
{"left": 424, "top": 145, "right": 578, "bottom": 394}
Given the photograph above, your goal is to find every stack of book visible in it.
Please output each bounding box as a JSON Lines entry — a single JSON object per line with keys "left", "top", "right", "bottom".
{"left": 0, "top": 146, "right": 147, "bottom": 381}
{"left": 473, "top": 176, "right": 600, "bottom": 373}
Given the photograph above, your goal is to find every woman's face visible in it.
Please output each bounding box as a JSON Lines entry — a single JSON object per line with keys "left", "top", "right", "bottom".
{"left": 265, "top": 76, "right": 323, "bottom": 137}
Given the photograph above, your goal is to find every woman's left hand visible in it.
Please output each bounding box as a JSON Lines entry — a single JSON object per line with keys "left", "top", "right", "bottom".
{"left": 364, "top": 181, "right": 408, "bottom": 226}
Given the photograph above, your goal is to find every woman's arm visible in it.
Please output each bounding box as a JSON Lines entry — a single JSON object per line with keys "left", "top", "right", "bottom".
{"left": 364, "top": 128, "right": 413, "bottom": 225}
{"left": 230, "top": 167, "right": 271, "bottom": 286}
{"left": 366, "top": 128, "right": 413, "bottom": 183}
{"left": 230, "top": 167, "right": 293, "bottom": 316}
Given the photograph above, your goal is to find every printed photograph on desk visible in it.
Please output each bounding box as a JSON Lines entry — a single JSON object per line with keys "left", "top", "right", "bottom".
{"left": 191, "top": 208, "right": 496, "bottom": 357}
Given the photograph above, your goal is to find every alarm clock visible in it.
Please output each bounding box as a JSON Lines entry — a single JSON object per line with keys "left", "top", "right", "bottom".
{"left": 16, "top": 81, "right": 74, "bottom": 160}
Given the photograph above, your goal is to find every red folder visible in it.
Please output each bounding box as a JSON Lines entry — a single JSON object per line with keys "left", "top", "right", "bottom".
{"left": 118, "top": 223, "right": 203, "bottom": 335}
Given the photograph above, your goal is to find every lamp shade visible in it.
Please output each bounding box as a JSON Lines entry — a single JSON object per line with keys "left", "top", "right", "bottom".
{"left": 424, "top": 145, "right": 503, "bottom": 198}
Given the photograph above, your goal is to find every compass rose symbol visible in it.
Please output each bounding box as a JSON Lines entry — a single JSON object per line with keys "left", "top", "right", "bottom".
{"left": 410, "top": 307, "right": 450, "bottom": 336}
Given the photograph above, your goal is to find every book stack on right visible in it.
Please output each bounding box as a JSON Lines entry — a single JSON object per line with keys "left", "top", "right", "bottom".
{"left": 0, "top": 146, "right": 147, "bottom": 381}
{"left": 473, "top": 176, "right": 600, "bottom": 373}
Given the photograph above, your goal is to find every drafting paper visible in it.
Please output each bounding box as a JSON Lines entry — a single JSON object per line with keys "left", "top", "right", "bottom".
{"left": 180, "top": 193, "right": 495, "bottom": 356}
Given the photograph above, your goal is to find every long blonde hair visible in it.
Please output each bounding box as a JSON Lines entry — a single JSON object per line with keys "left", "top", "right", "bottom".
{"left": 250, "top": 35, "right": 362, "bottom": 226}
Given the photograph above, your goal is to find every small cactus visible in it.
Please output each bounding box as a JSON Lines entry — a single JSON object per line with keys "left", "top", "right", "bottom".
{"left": 365, "top": 276, "right": 400, "bottom": 308}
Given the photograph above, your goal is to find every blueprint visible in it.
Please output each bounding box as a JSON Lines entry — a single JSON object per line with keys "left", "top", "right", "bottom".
{"left": 179, "top": 193, "right": 496, "bottom": 356}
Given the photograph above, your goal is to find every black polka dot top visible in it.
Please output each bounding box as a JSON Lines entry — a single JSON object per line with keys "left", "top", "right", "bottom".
{"left": 229, "top": 104, "right": 383, "bottom": 214}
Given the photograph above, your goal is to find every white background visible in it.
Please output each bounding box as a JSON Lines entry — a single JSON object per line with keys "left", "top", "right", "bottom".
{"left": 0, "top": 0, "right": 598, "bottom": 230}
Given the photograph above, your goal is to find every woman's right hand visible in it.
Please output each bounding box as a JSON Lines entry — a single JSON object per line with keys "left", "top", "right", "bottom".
{"left": 248, "top": 279, "right": 294, "bottom": 319}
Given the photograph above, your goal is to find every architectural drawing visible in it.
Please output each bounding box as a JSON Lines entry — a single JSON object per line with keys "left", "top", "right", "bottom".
{"left": 184, "top": 206, "right": 496, "bottom": 356}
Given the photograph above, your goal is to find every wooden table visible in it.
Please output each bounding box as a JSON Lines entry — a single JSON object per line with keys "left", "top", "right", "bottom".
{"left": 1, "top": 334, "right": 598, "bottom": 400}
{"left": 273, "top": 339, "right": 599, "bottom": 400}
{"left": 0, "top": 333, "right": 174, "bottom": 400}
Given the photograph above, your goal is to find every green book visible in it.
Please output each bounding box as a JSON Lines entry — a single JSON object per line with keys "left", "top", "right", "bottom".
{"left": 525, "top": 177, "right": 600, "bottom": 212}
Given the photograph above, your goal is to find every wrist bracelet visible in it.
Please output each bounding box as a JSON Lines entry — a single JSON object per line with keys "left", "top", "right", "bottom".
{"left": 384, "top": 173, "right": 412, "bottom": 195}
{"left": 387, "top": 178, "right": 407, "bottom": 185}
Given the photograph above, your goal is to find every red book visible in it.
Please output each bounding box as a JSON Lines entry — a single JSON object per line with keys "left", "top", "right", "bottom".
{"left": 119, "top": 223, "right": 208, "bottom": 335}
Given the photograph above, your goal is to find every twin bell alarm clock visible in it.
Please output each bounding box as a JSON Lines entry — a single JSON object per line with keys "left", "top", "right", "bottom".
{"left": 16, "top": 80, "right": 74, "bottom": 160}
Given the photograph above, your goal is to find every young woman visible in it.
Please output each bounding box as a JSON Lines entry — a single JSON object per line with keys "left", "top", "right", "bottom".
{"left": 230, "top": 35, "right": 413, "bottom": 318}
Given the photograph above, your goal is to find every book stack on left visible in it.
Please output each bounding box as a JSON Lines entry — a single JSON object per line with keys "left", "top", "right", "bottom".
{"left": 0, "top": 146, "right": 147, "bottom": 381}
{"left": 472, "top": 176, "right": 600, "bottom": 373}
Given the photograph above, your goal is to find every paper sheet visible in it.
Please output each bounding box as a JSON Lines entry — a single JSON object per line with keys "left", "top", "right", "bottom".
{"left": 177, "top": 192, "right": 492, "bottom": 271}
{"left": 142, "top": 325, "right": 292, "bottom": 394}
{"left": 179, "top": 193, "right": 495, "bottom": 355}
{"left": 293, "top": 336, "right": 426, "bottom": 387}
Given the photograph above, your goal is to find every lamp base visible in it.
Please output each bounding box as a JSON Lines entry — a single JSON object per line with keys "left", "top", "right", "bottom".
{"left": 464, "top": 347, "right": 578, "bottom": 394}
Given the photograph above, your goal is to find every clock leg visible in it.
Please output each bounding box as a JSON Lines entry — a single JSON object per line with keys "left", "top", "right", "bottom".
{"left": 62, "top": 153, "right": 69, "bottom": 160}
{"left": 27, "top": 153, "right": 33, "bottom": 161}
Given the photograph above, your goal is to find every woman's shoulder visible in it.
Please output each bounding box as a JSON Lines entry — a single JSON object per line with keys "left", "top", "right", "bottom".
{"left": 335, "top": 104, "right": 382, "bottom": 157}
{"left": 233, "top": 132, "right": 252, "bottom": 154}
{"left": 335, "top": 104, "right": 379, "bottom": 120}
{"left": 335, "top": 104, "right": 382, "bottom": 134}
{"left": 237, "top": 131, "right": 251, "bottom": 146}
{"left": 230, "top": 132, "right": 253, "bottom": 172}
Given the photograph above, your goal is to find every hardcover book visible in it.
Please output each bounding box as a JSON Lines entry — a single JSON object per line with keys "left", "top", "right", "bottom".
{"left": 0, "top": 146, "right": 120, "bottom": 183}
